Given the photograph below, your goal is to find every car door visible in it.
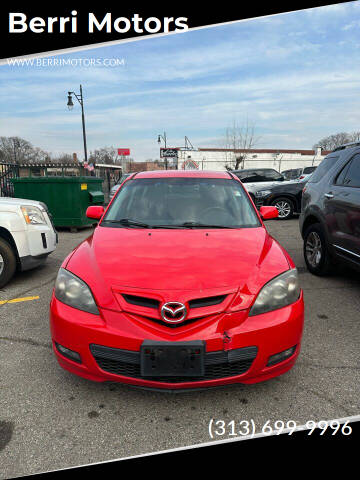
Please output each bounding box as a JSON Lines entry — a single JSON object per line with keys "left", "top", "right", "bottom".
{"left": 324, "top": 153, "right": 360, "bottom": 263}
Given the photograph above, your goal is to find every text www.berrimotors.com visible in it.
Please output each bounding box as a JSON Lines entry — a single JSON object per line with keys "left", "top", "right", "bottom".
{"left": 208, "top": 419, "right": 353, "bottom": 439}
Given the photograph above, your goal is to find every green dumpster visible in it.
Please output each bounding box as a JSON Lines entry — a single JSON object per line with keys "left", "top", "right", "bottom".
{"left": 11, "top": 176, "right": 104, "bottom": 228}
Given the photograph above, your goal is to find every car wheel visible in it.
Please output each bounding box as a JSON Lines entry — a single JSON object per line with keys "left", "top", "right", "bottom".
{"left": 303, "top": 224, "right": 332, "bottom": 276}
{"left": 0, "top": 238, "right": 17, "bottom": 288}
{"left": 271, "top": 197, "right": 294, "bottom": 219}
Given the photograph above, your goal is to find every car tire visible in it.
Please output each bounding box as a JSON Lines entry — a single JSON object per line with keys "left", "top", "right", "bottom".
{"left": 0, "top": 238, "right": 17, "bottom": 288}
{"left": 303, "top": 223, "right": 333, "bottom": 276}
{"left": 271, "top": 197, "right": 294, "bottom": 219}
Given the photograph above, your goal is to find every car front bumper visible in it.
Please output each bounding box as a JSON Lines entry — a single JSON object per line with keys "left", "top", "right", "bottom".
{"left": 50, "top": 292, "right": 304, "bottom": 390}
{"left": 13, "top": 223, "right": 57, "bottom": 271}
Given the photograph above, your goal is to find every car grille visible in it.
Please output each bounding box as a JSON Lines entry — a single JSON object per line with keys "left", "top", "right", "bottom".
{"left": 122, "top": 293, "right": 227, "bottom": 310}
{"left": 90, "top": 344, "right": 257, "bottom": 383}
{"left": 122, "top": 294, "right": 160, "bottom": 309}
{"left": 188, "top": 295, "right": 227, "bottom": 308}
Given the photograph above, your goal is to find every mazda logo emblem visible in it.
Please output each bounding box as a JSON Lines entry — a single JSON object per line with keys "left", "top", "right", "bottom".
{"left": 161, "top": 302, "right": 187, "bottom": 324}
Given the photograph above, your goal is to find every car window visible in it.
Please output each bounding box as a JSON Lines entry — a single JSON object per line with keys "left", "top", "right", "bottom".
{"left": 303, "top": 167, "right": 316, "bottom": 174}
{"left": 243, "top": 173, "right": 262, "bottom": 182}
{"left": 335, "top": 161, "right": 351, "bottom": 185}
{"left": 235, "top": 169, "right": 282, "bottom": 182}
{"left": 102, "top": 177, "right": 261, "bottom": 228}
{"left": 261, "top": 169, "right": 283, "bottom": 181}
{"left": 293, "top": 169, "right": 303, "bottom": 178}
{"left": 247, "top": 170, "right": 282, "bottom": 181}
{"left": 308, "top": 155, "right": 340, "bottom": 183}
{"left": 234, "top": 171, "right": 257, "bottom": 182}
{"left": 342, "top": 154, "right": 360, "bottom": 187}
{"left": 282, "top": 169, "right": 301, "bottom": 180}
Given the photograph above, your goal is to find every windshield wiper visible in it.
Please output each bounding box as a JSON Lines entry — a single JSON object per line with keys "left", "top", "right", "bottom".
{"left": 103, "top": 219, "right": 235, "bottom": 229}
{"left": 177, "top": 222, "right": 234, "bottom": 229}
{"left": 103, "top": 218, "right": 151, "bottom": 228}
{"left": 103, "top": 219, "right": 184, "bottom": 229}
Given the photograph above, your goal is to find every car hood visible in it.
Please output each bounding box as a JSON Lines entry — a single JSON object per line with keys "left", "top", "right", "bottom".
{"left": 0, "top": 197, "right": 45, "bottom": 208}
{"left": 66, "top": 226, "right": 291, "bottom": 311}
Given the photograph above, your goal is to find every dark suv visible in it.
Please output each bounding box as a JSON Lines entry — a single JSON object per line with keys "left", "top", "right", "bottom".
{"left": 300, "top": 143, "right": 360, "bottom": 275}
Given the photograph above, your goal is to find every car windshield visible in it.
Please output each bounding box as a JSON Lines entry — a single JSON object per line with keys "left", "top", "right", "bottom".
{"left": 102, "top": 177, "right": 261, "bottom": 229}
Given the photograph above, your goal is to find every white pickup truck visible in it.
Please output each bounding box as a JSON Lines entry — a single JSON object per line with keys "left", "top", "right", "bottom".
{"left": 0, "top": 197, "right": 57, "bottom": 287}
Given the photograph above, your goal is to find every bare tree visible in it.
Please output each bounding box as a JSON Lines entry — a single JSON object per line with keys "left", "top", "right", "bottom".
{"left": 347, "top": 131, "right": 360, "bottom": 143}
{"left": 89, "top": 147, "right": 118, "bottom": 165}
{"left": 223, "top": 119, "right": 260, "bottom": 170}
{"left": 51, "top": 153, "right": 76, "bottom": 164}
{"left": 0, "top": 136, "right": 49, "bottom": 163}
{"left": 31, "top": 147, "right": 50, "bottom": 162}
{"left": 313, "top": 131, "right": 360, "bottom": 151}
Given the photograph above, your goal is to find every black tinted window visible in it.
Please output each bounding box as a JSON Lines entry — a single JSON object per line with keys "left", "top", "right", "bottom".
{"left": 235, "top": 169, "right": 282, "bottom": 182}
{"left": 308, "top": 156, "right": 339, "bottom": 183}
{"left": 303, "top": 166, "right": 317, "bottom": 174}
{"left": 234, "top": 171, "right": 257, "bottom": 182}
{"left": 260, "top": 169, "right": 283, "bottom": 181}
{"left": 343, "top": 154, "right": 360, "bottom": 187}
{"left": 335, "top": 161, "right": 351, "bottom": 185}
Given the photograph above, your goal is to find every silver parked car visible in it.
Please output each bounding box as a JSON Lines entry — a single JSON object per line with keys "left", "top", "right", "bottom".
{"left": 281, "top": 166, "right": 317, "bottom": 182}
{"left": 297, "top": 166, "right": 317, "bottom": 182}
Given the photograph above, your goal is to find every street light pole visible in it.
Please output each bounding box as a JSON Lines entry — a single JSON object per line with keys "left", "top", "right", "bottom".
{"left": 67, "top": 84, "right": 88, "bottom": 163}
{"left": 157, "top": 131, "right": 168, "bottom": 170}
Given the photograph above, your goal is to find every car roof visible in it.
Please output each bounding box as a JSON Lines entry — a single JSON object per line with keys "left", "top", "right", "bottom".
{"left": 332, "top": 142, "right": 360, "bottom": 152}
{"left": 133, "top": 170, "right": 232, "bottom": 179}
{"left": 232, "top": 168, "right": 278, "bottom": 173}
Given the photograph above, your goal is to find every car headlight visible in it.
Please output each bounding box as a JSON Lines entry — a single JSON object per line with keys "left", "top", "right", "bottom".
{"left": 249, "top": 269, "right": 300, "bottom": 316}
{"left": 21, "top": 205, "right": 46, "bottom": 225}
{"left": 255, "top": 190, "right": 272, "bottom": 198}
{"left": 54, "top": 268, "right": 99, "bottom": 314}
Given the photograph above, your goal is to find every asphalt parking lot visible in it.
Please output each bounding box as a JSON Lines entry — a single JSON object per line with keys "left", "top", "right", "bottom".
{"left": 1, "top": 218, "right": 359, "bottom": 478}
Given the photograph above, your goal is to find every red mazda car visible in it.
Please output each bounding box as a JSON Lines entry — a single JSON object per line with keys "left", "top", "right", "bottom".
{"left": 50, "top": 170, "right": 304, "bottom": 390}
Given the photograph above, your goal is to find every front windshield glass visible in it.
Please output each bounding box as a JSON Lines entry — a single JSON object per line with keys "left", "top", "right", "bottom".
{"left": 102, "top": 177, "right": 260, "bottom": 229}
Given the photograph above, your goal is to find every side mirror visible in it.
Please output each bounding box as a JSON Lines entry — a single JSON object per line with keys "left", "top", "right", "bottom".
{"left": 260, "top": 206, "right": 278, "bottom": 220}
{"left": 86, "top": 206, "right": 104, "bottom": 220}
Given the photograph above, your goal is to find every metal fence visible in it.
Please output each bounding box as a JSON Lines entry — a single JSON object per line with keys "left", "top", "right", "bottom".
{"left": 0, "top": 161, "right": 122, "bottom": 200}
{"left": 0, "top": 162, "right": 19, "bottom": 197}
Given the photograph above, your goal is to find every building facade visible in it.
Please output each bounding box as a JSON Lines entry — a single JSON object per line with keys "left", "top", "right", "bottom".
{"left": 176, "top": 147, "right": 331, "bottom": 172}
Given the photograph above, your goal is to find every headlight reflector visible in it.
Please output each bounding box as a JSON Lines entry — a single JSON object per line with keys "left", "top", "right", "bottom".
{"left": 54, "top": 268, "right": 99, "bottom": 314}
{"left": 21, "top": 205, "right": 46, "bottom": 225}
{"left": 249, "top": 269, "right": 300, "bottom": 316}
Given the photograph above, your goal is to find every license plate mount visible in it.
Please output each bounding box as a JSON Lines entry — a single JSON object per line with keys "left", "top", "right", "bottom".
{"left": 140, "top": 340, "right": 205, "bottom": 377}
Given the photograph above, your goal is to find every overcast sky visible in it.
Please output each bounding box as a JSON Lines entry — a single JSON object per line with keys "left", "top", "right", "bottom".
{"left": 1, "top": 2, "right": 360, "bottom": 161}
